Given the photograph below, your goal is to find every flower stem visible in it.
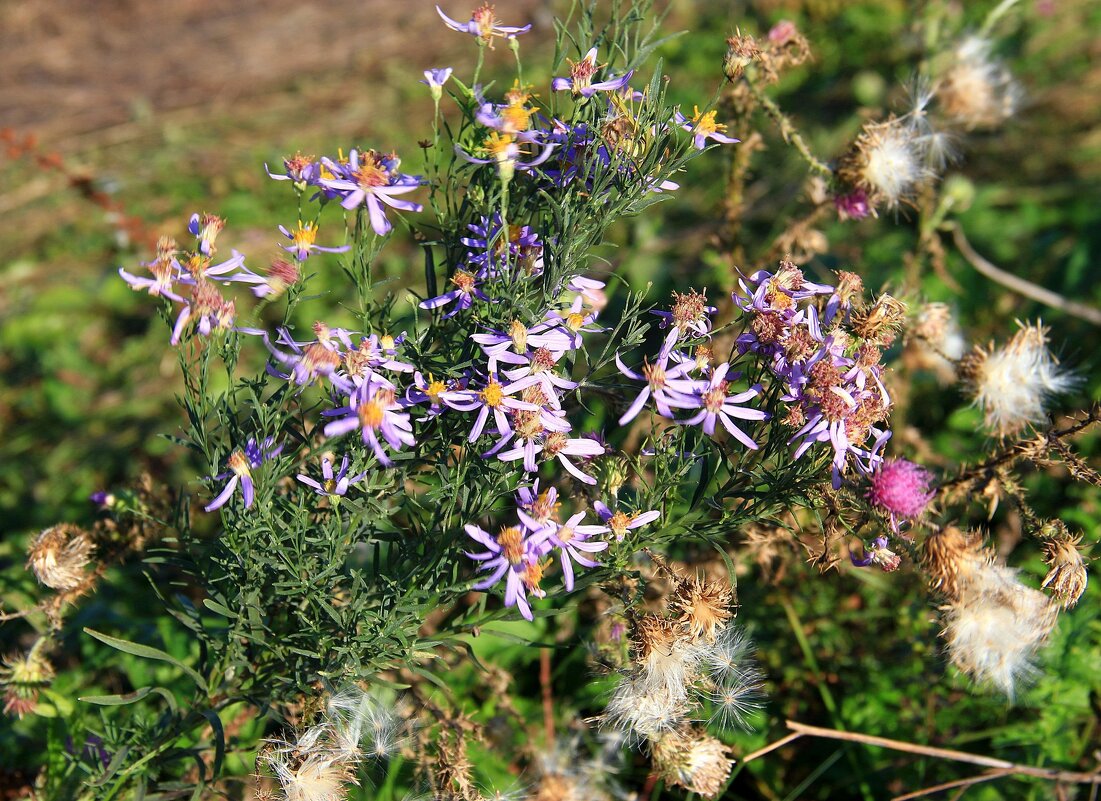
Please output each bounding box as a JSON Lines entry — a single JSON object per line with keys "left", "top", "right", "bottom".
{"left": 743, "top": 74, "right": 832, "bottom": 177}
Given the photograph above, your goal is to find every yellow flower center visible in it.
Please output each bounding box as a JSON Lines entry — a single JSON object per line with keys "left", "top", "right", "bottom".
{"left": 691, "top": 106, "right": 726, "bottom": 136}
{"left": 481, "top": 379, "right": 504, "bottom": 407}
{"left": 498, "top": 526, "right": 525, "bottom": 564}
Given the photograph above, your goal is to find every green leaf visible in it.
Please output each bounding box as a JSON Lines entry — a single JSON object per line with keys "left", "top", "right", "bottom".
{"left": 84, "top": 628, "right": 208, "bottom": 691}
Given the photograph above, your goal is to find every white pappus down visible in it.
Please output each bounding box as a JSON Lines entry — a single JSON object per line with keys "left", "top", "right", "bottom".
{"left": 968, "top": 321, "right": 1078, "bottom": 436}
{"left": 859, "top": 121, "right": 932, "bottom": 208}
{"left": 943, "top": 562, "right": 1058, "bottom": 699}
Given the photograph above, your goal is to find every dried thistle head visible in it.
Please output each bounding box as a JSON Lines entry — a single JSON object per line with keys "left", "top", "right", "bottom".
{"left": 1041, "top": 525, "right": 1089, "bottom": 609}
{"left": 670, "top": 576, "right": 734, "bottom": 643}
{"left": 836, "top": 118, "right": 933, "bottom": 210}
{"left": 938, "top": 37, "right": 1020, "bottom": 130}
{"left": 852, "top": 294, "right": 907, "bottom": 345}
{"left": 27, "top": 524, "right": 95, "bottom": 592}
{"left": 957, "top": 321, "right": 1078, "bottom": 437}
{"left": 942, "top": 562, "right": 1058, "bottom": 699}
{"left": 651, "top": 727, "right": 733, "bottom": 799}
{"left": 923, "top": 526, "right": 988, "bottom": 598}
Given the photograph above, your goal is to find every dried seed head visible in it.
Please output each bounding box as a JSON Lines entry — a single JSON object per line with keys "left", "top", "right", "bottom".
{"left": 923, "top": 527, "right": 987, "bottom": 599}
{"left": 651, "top": 727, "right": 733, "bottom": 799}
{"left": 959, "top": 321, "right": 1078, "bottom": 437}
{"left": 723, "top": 31, "right": 761, "bottom": 81}
{"left": 852, "top": 294, "right": 907, "bottom": 345}
{"left": 1041, "top": 528, "right": 1089, "bottom": 609}
{"left": 27, "top": 524, "right": 94, "bottom": 591}
{"left": 939, "top": 37, "right": 1020, "bottom": 130}
{"left": 942, "top": 562, "right": 1058, "bottom": 699}
{"left": 837, "top": 119, "right": 932, "bottom": 209}
{"left": 671, "top": 577, "right": 734, "bottom": 642}
{"left": 603, "top": 675, "right": 684, "bottom": 741}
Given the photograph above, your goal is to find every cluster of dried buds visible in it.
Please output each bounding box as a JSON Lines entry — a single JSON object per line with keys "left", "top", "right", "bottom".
{"left": 600, "top": 573, "right": 762, "bottom": 798}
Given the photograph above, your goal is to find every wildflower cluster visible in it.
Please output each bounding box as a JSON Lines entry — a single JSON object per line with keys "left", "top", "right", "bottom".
{"left": 7, "top": 4, "right": 1099, "bottom": 801}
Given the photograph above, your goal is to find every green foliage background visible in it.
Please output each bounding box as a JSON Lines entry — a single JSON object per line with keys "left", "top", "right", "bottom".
{"left": 2, "top": 1, "right": 1099, "bottom": 798}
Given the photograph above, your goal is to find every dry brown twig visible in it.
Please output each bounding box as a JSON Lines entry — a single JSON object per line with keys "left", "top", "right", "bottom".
{"left": 949, "top": 224, "right": 1101, "bottom": 326}
{"left": 741, "top": 720, "right": 1101, "bottom": 797}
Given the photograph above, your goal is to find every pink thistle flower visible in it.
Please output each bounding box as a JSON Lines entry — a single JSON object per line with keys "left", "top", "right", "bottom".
{"left": 866, "top": 458, "right": 934, "bottom": 529}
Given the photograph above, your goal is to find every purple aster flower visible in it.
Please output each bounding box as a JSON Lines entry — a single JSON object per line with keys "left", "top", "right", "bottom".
{"left": 319, "top": 148, "right": 424, "bottom": 236}
{"left": 593, "top": 501, "right": 660, "bottom": 542}
{"left": 405, "top": 371, "right": 471, "bottom": 416}
{"left": 458, "top": 132, "right": 556, "bottom": 183}
{"left": 850, "top": 535, "right": 902, "bottom": 572}
{"left": 265, "top": 152, "right": 319, "bottom": 186}
{"left": 419, "top": 268, "right": 492, "bottom": 317}
{"left": 452, "top": 373, "right": 537, "bottom": 442}
{"left": 277, "top": 222, "right": 350, "bottom": 261}
{"left": 681, "top": 363, "right": 766, "bottom": 449}
{"left": 503, "top": 347, "right": 579, "bottom": 401}
{"left": 497, "top": 430, "right": 604, "bottom": 484}
{"left": 250, "top": 324, "right": 354, "bottom": 392}
{"left": 521, "top": 509, "right": 609, "bottom": 591}
{"left": 323, "top": 381, "right": 414, "bottom": 467}
{"left": 205, "top": 437, "right": 282, "bottom": 512}
{"left": 341, "top": 331, "right": 416, "bottom": 380}
{"left": 464, "top": 522, "right": 550, "bottom": 621}
{"left": 651, "top": 289, "right": 717, "bottom": 342}
{"left": 615, "top": 338, "right": 701, "bottom": 426}
{"left": 188, "top": 212, "right": 225, "bottom": 256}
{"left": 540, "top": 296, "right": 604, "bottom": 348}
{"left": 674, "top": 107, "right": 739, "bottom": 149}
{"left": 515, "top": 480, "right": 560, "bottom": 525}
{"left": 460, "top": 214, "right": 544, "bottom": 278}
{"left": 472, "top": 319, "right": 573, "bottom": 370}
{"left": 866, "top": 458, "right": 935, "bottom": 530}
{"left": 170, "top": 280, "right": 236, "bottom": 346}
{"left": 567, "top": 275, "right": 608, "bottom": 312}
{"left": 551, "top": 47, "right": 634, "bottom": 97}
{"left": 119, "top": 237, "right": 187, "bottom": 302}
{"left": 436, "top": 4, "right": 531, "bottom": 47}
{"left": 421, "top": 67, "right": 454, "bottom": 100}
{"left": 296, "top": 454, "right": 366, "bottom": 499}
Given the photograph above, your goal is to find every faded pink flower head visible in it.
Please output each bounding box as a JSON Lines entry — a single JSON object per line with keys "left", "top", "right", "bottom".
{"left": 834, "top": 189, "right": 871, "bottom": 221}
{"left": 866, "top": 458, "right": 934, "bottom": 525}
{"left": 768, "top": 20, "right": 798, "bottom": 46}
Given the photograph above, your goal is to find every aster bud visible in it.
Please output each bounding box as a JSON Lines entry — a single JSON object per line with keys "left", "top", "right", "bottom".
{"left": 652, "top": 727, "right": 734, "bottom": 799}
{"left": 27, "top": 524, "right": 94, "bottom": 592}
{"left": 1, "top": 640, "right": 54, "bottom": 718}
{"left": 1041, "top": 526, "right": 1089, "bottom": 609}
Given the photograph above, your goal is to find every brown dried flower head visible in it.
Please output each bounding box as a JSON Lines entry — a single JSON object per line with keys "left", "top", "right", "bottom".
{"left": 27, "top": 524, "right": 94, "bottom": 591}
{"left": 671, "top": 576, "right": 734, "bottom": 642}
{"left": 652, "top": 727, "right": 734, "bottom": 799}
{"left": 939, "top": 37, "right": 1020, "bottom": 130}
{"left": 923, "top": 526, "right": 988, "bottom": 598}
{"left": 852, "top": 294, "right": 907, "bottom": 345}
{"left": 1041, "top": 527, "right": 1088, "bottom": 609}
{"left": 723, "top": 31, "right": 761, "bottom": 81}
